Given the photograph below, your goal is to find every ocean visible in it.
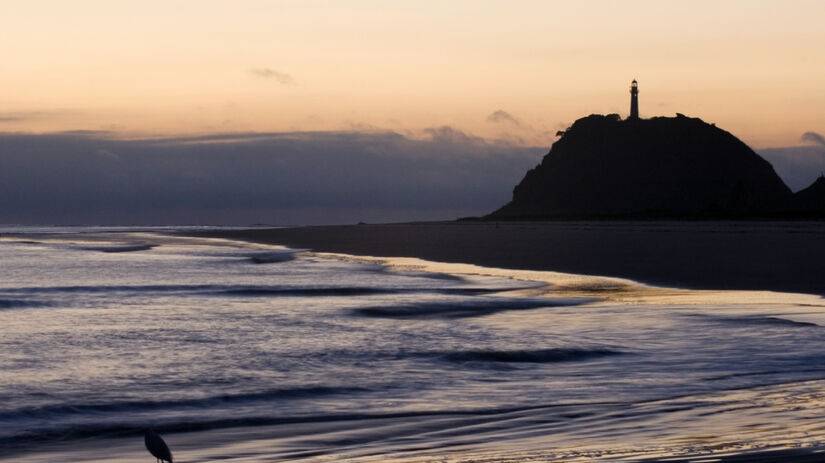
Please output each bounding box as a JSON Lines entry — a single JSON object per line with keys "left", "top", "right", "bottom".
{"left": 2, "top": 227, "right": 825, "bottom": 462}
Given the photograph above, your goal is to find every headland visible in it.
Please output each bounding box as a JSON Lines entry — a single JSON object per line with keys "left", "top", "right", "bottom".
{"left": 488, "top": 113, "right": 824, "bottom": 219}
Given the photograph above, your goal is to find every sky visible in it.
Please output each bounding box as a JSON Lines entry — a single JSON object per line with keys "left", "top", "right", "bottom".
{"left": 1, "top": 0, "right": 824, "bottom": 224}
{"left": 2, "top": 0, "right": 824, "bottom": 146}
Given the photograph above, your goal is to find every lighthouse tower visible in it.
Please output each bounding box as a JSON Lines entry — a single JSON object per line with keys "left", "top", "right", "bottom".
{"left": 629, "top": 79, "right": 639, "bottom": 119}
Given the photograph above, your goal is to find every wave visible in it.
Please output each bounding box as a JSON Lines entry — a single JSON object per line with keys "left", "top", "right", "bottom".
{"left": 353, "top": 297, "right": 596, "bottom": 318}
{"left": 397, "top": 270, "right": 467, "bottom": 282}
{"left": 284, "top": 346, "right": 624, "bottom": 366}
{"left": 223, "top": 286, "right": 516, "bottom": 297}
{"left": 692, "top": 314, "right": 820, "bottom": 328}
{"left": 248, "top": 250, "right": 297, "bottom": 264}
{"left": 0, "top": 385, "right": 370, "bottom": 424}
{"left": 0, "top": 398, "right": 609, "bottom": 449}
{"left": 0, "top": 298, "right": 51, "bottom": 310}
{"left": 0, "top": 284, "right": 222, "bottom": 294}
{"left": 436, "top": 348, "right": 624, "bottom": 364}
{"left": 79, "top": 243, "right": 155, "bottom": 253}
{"left": 0, "top": 283, "right": 517, "bottom": 299}
{"left": 219, "top": 286, "right": 398, "bottom": 297}
{"left": 205, "top": 286, "right": 515, "bottom": 298}
{"left": 368, "top": 266, "right": 467, "bottom": 282}
{"left": 703, "top": 367, "right": 825, "bottom": 382}
{"left": 737, "top": 316, "right": 820, "bottom": 327}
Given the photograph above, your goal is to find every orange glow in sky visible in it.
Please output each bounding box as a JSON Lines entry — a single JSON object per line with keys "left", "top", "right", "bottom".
{"left": 2, "top": 0, "right": 824, "bottom": 148}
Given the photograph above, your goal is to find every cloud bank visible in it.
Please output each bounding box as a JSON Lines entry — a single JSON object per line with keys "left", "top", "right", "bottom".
{"left": 0, "top": 130, "right": 544, "bottom": 225}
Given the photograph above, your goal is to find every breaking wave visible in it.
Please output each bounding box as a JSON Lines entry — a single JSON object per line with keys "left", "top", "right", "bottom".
{"left": 353, "top": 297, "right": 596, "bottom": 318}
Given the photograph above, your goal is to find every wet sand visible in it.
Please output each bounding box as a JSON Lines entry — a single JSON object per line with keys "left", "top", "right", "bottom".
{"left": 7, "top": 422, "right": 825, "bottom": 463}
{"left": 195, "top": 220, "right": 825, "bottom": 296}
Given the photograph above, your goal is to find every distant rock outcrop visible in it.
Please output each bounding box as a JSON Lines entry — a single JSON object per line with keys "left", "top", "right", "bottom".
{"left": 488, "top": 114, "right": 823, "bottom": 219}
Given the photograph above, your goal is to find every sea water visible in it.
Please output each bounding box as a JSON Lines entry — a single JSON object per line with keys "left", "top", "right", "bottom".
{"left": 1, "top": 227, "right": 825, "bottom": 462}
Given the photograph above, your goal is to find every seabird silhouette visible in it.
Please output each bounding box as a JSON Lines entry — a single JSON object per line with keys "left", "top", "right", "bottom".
{"left": 144, "top": 429, "right": 173, "bottom": 463}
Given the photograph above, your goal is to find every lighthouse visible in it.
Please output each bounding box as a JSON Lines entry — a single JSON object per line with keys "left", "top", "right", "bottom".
{"left": 629, "top": 79, "right": 639, "bottom": 119}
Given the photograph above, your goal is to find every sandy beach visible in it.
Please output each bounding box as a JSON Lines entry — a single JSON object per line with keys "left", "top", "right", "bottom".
{"left": 195, "top": 220, "right": 825, "bottom": 296}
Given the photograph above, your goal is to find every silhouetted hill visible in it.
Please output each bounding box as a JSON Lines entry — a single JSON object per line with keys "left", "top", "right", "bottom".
{"left": 488, "top": 114, "right": 799, "bottom": 219}
{"left": 792, "top": 175, "right": 825, "bottom": 214}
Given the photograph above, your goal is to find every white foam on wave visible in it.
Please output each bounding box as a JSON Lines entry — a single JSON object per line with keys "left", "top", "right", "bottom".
{"left": 23, "top": 229, "right": 821, "bottom": 327}
{"left": 43, "top": 230, "right": 820, "bottom": 311}
{"left": 308, "top": 252, "right": 825, "bottom": 309}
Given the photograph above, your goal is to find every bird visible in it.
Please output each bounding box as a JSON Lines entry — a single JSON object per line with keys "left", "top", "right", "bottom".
{"left": 144, "top": 429, "right": 173, "bottom": 463}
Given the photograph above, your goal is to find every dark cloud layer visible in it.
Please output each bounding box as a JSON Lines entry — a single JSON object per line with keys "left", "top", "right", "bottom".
{"left": 0, "top": 130, "right": 544, "bottom": 225}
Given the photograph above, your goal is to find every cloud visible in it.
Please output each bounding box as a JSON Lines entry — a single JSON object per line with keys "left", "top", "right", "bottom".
{"left": 0, "top": 130, "right": 545, "bottom": 225}
{"left": 250, "top": 68, "right": 295, "bottom": 85}
{"left": 483, "top": 110, "right": 561, "bottom": 147}
{"left": 486, "top": 110, "right": 521, "bottom": 126}
{"left": 0, "top": 110, "right": 79, "bottom": 123}
{"left": 802, "top": 131, "right": 825, "bottom": 148}
{"left": 423, "top": 126, "right": 487, "bottom": 145}
{"left": 0, "top": 111, "right": 48, "bottom": 122}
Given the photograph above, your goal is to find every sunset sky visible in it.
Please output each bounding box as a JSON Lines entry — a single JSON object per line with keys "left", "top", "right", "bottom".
{"left": 2, "top": 0, "right": 824, "bottom": 148}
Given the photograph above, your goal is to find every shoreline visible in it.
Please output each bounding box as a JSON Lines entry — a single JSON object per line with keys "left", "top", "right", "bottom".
{"left": 190, "top": 220, "right": 825, "bottom": 296}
